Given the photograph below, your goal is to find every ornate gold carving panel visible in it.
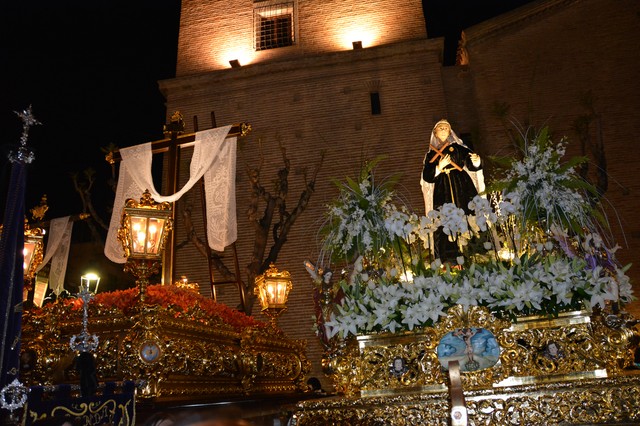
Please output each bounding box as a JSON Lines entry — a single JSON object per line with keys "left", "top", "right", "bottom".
{"left": 21, "top": 303, "right": 310, "bottom": 401}
{"left": 324, "top": 306, "right": 639, "bottom": 397}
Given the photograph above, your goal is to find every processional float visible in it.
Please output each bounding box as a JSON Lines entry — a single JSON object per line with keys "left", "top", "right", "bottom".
{"left": 291, "top": 129, "right": 640, "bottom": 425}
{"left": 12, "top": 112, "right": 310, "bottom": 425}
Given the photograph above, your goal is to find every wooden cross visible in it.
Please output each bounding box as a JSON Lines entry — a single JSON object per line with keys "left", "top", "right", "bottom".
{"left": 428, "top": 143, "right": 463, "bottom": 171}
{"left": 107, "top": 112, "right": 250, "bottom": 310}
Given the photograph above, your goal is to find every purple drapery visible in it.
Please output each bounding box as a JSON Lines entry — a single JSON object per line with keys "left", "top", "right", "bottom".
{"left": 0, "top": 160, "right": 27, "bottom": 390}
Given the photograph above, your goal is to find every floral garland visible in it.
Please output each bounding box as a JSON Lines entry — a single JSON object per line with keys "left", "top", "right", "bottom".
{"left": 320, "top": 156, "right": 400, "bottom": 265}
{"left": 492, "top": 127, "right": 596, "bottom": 233}
{"left": 313, "top": 128, "right": 633, "bottom": 339}
{"left": 324, "top": 255, "right": 631, "bottom": 338}
{"left": 52, "top": 284, "right": 265, "bottom": 331}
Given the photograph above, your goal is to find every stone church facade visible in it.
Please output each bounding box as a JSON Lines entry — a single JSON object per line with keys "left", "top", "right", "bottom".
{"left": 158, "top": 0, "right": 640, "bottom": 384}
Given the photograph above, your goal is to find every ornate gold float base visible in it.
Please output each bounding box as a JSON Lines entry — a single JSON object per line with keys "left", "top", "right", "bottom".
{"left": 324, "top": 305, "right": 639, "bottom": 398}
{"left": 308, "top": 305, "right": 640, "bottom": 424}
{"left": 290, "top": 373, "right": 640, "bottom": 425}
{"left": 21, "top": 296, "right": 310, "bottom": 402}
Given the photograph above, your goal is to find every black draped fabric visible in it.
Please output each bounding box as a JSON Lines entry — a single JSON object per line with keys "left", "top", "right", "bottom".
{"left": 422, "top": 143, "right": 482, "bottom": 214}
{"left": 422, "top": 139, "right": 483, "bottom": 262}
{"left": 76, "top": 352, "right": 98, "bottom": 397}
{"left": 0, "top": 161, "right": 27, "bottom": 390}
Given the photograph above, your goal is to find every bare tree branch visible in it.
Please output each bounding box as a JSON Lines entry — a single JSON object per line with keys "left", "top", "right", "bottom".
{"left": 176, "top": 135, "right": 324, "bottom": 315}
{"left": 71, "top": 168, "right": 108, "bottom": 241}
{"left": 241, "top": 142, "right": 324, "bottom": 314}
{"left": 179, "top": 203, "right": 236, "bottom": 281}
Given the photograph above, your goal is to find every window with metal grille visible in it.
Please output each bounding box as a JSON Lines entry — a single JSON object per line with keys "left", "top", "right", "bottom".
{"left": 254, "top": 2, "right": 295, "bottom": 51}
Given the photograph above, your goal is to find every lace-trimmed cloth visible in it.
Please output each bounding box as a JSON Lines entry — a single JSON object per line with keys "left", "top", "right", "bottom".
{"left": 105, "top": 126, "right": 236, "bottom": 263}
{"left": 35, "top": 216, "right": 73, "bottom": 295}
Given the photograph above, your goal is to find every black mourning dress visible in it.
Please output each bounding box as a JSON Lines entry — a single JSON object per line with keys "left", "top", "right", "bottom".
{"left": 422, "top": 142, "right": 482, "bottom": 261}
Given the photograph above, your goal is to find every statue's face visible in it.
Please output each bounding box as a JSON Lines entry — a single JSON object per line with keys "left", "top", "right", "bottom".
{"left": 434, "top": 123, "right": 451, "bottom": 142}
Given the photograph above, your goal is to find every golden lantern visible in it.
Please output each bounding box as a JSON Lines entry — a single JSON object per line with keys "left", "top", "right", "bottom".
{"left": 117, "top": 190, "right": 173, "bottom": 303}
{"left": 254, "top": 263, "right": 293, "bottom": 326}
{"left": 23, "top": 224, "right": 44, "bottom": 280}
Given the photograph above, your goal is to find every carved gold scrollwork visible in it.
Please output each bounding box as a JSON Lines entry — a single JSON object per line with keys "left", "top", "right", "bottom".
{"left": 590, "top": 309, "right": 640, "bottom": 372}
{"left": 22, "top": 299, "right": 310, "bottom": 401}
{"left": 293, "top": 376, "right": 640, "bottom": 425}
{"left": 324, "top": 305, "right": 640, "bottom": 398}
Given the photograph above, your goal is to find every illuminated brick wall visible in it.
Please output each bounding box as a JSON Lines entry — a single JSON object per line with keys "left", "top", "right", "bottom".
{"left": 176, "top": 0, "right": 428, "bottom": 75}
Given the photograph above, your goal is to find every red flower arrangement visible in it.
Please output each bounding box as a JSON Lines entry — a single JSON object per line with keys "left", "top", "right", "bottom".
{"left": 48, "top": 285, "right": 266, "bottom": 331}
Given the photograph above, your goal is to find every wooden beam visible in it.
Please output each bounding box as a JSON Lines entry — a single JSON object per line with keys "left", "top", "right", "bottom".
{"left": 105, "top": 123, "right": 251, "bottom": 164}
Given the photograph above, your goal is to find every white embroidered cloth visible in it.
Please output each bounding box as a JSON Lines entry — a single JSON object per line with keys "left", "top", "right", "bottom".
{"left": 35, "top": 216, "right": 73, "bottom": 295}
{"left": 104, "top": 126, "right": 237, "bottom": 263}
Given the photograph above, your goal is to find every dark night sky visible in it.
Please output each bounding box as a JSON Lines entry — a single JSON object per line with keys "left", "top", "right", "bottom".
{"left": 1, "top": 1, "right": 182, "bottom": 227}
{"left": 1, "top": 0, "right": 533, "bottom": 235}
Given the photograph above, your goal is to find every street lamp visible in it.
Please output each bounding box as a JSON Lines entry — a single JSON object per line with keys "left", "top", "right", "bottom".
{"left": 70, "top": 273, "right": 101, "bottom": 397}
{"left": 70, "top": 273, "right": 100, "bottom": 353}
{"left": 117, "top": 190, "right": 173, "bottom": 304}
{"left": 80, "top": 272, "right": 101, "bottom": 294}
{"left": 254, "top": 263, "right": 293, "bottom": 326}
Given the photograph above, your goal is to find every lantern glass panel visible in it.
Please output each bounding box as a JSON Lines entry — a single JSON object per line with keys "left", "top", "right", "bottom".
{"left": 266, "top": 281, "right": 276, "bottom": 304}
{"left": 275, "top": 280, "right": 286, "bottom": 304}
{"left": 23, "top": 242, "right": 36, "bottom": 274}
{"left": 258, "top": 285, "right": 268, "bottom": 307}
{"left": 265, "top": 278, "right": 289, "bottom": 306}
{"left": 130, "top": 216, "right": 148, "bottom": 254}
{"left": 80, "top": 273, "right": 101, "bottom": 294}
{"left": 146, "top": 217, "right": 165, "bottom": 255}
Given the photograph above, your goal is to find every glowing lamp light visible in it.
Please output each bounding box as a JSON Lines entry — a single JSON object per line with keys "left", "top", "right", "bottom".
{"left": 498, "top": 247, "right": 516, "bottom": 262}
{"left": 119, "top": 190, "right": 172, "bottom": 260}
{"left": 399, "top": 270, "right": 414, "bottom": 283}
{"left": 174, "top": 275, "right": 199, "bottom": 293}
{"left": 118, "top": 190, "right": 173, "bottom": 303}
{"left": 218, "top": 42, "right": 255, "bottom": 70}
{"left": 80, "top": 272, "right": 101, "bottom": 294}
{"left": 254, "top": 263, "right": 293, "bottom": 326}
{"left": 23, "top": 228, "right": 44, "bottom": 280}
{"left": 339, "top": 25, "right": 379, "bottom": 50}
{"left": 23, "top": 241, "right": 36, "bottom": 275}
